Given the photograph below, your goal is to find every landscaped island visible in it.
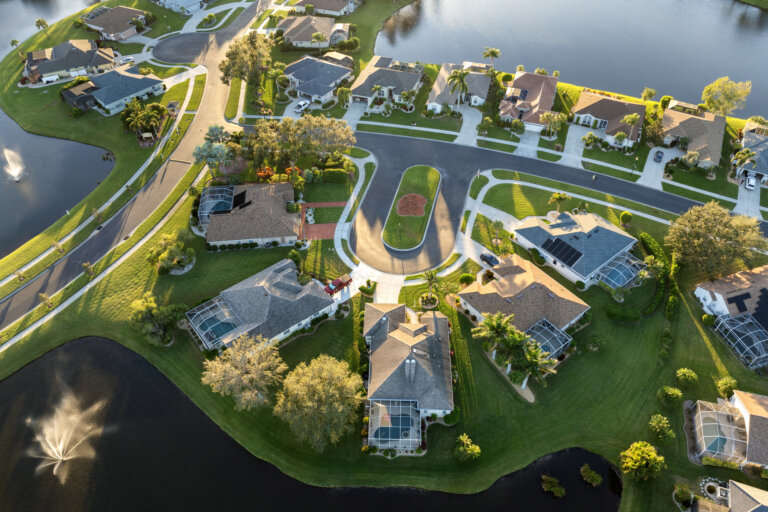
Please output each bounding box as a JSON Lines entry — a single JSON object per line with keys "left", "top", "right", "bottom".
{"left": 382, "top": 165, "right": 441, "bottom": 250}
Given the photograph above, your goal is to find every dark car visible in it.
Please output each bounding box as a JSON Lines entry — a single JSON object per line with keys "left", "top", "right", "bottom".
{"left": 653, "top": 150, "right": 664, "bottom": 163}
{"left": 324, "top": 274, "right": 352, "bottom": 295}
{"left": 480, "top": 253, "right": 499, "bottom": 267}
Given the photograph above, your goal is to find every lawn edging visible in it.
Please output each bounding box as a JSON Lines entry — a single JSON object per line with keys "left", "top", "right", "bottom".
{"left": 381, "top": 166, "right": 442, "bottom": 252}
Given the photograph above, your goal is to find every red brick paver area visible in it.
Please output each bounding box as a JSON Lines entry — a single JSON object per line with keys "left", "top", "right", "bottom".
{"left": 300, "top": 201, "right": 348, "bottom": 240}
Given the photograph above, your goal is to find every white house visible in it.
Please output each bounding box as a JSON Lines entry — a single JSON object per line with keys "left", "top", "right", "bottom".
{"left": 155, "top": 0, "right": 201, "bottom": 15}
{"left": 426, "top": 61, "right": 491, "bottom": 114}
{"left": 284, "top": 55, "right": 352, "bottom": 104}
{"left": 277, "top": 16, "right": 348, "bottom": 48}
{"left": 89, "top": 66, "right": 164, "bottom": 114}
{"left": 572, "top": 91, "right": 646, "bottom": 149}
{"left": 293, "top": 0, "right": 358, "bottom": 16}
{"left": 349, "top": 55, "right": 423, "bottom": 108}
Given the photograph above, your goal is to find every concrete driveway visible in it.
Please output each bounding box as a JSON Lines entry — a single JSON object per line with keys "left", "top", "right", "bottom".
{"left": 636, "top": 147, "right": 683, "bottom": 189}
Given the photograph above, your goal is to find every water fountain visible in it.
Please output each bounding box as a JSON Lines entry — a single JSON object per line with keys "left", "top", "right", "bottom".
{"left": 26, "top": 391, "right": 107, "bottom": 484}
{"left": 3, "top": 148, "right": 24, "bottom": 182}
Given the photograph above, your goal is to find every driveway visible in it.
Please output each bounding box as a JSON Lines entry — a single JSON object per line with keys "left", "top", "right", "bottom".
{"left": 734, "top": 181, "right": 762, "bottom": 218}
{"left": 636, "top": 147, "right": 683, "bottom": 189}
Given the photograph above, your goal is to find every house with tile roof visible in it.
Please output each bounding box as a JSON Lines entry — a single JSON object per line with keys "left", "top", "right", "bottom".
{"left": 82, "top": 6, "right": 147, "bottom": 41}
{"left": 294, "top": 0, "right": 358, "bottom": 16}
{"left": 186, "top": 259, "right": 336, "bottom": 350}
{"left": 25, "top": 40, "right": 115, "bottom": 83}
{"left": 695, "top": 265, "right": 768, "bottom": 370}
{"left": 498, "top": 71, "right": 558, "bottom": 131}
{"left": 662, "top": 101, "right": 726, "bottom": 169}
{"left": 693, "top": 479, "right": 768, "bottom": 512}
{"left": 277, "top": 16, "right": 349, "bottom": 48}
{"left": 736, "top": 122, "right": 768, "bottom": 183}
{"left": 573, "top": 91, "right": 646, "bottom": 148}
{"left": 284, "top": 55, "right": 353, "bottom": 103}
{"left": 364, "top": 303, "right": 453, "bottom": 451}
{"left": 350, "top": 56, "right": 423, "bottom": 108}
{"left": 514, "top": 211, "right": 643, "bottom": 289}
{"left": 458, "top": 254, "right": 589, "bottom": 359}
{"left": 426, "top": 61, "right": 491, "bottom": 114}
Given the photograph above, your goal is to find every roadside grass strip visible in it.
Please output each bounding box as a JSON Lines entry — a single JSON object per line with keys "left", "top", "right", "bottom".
{"left": 199, "top": 7, "right": 245, "bottom": 32}
{"left": 382, "top": 166, "right": 441, "bottom": 250}
{"left": 404, "top": 253, "right": 461, "bottom": 280}
{"left": 661, "top": 183, "right": 737, "bottom": 210}
{"left": 187, "top": 74, "right": 208, "bottom": 111}
{"left": 355, "top": 123, "right": 458, "bottom": 142}
{"left": 582, "top": 161, "right": 641, "bottom": 182}
{"left": 250, "top": 8, "right": 273, "bottom": 28}
{"left": 477, "top": 139, "right": 517, "bottom": 153}
{"left": 345, "top": 162, "right": 376, "bottom": 222}
{"left": 225, "top": 78, "right": 242, "bottom": 119}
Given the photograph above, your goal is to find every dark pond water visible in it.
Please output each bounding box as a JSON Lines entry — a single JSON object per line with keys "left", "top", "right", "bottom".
{"left": 375, "top": 0, "right": 768, "bottom": 116}
{"left": 0, "top": 337, "right": 623, "bottom": 511}
{"left": 0, "top": 0, "right": 98, "bottom": 43}
{"left": 0, "top": 108, "right": 113, "bottom": 257}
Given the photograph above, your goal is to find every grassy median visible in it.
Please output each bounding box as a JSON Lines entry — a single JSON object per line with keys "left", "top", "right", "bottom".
{"left": 382, "top": 165, "right": 441, "bottom": 250}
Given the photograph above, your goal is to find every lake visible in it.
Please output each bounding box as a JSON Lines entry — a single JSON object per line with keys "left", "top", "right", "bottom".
{"left": 0, "top": 0, "right": 98, "bottom": 43}
{"left": 0, "top": 337, "right": 623, "bottom": 511}
{"left": 375, "top": 0, "right": 768, "bottom": 116}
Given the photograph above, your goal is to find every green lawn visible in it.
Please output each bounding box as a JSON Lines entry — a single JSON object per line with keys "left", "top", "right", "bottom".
{"left": 341, "top": 0, "right": 414, "bottom": 70}
{"left": 537, "top": 151, "right": 562, "bottom": 162}
{"left": 187, "top": 74, "right": 207, "bottom": 111}
{"left": 347, "top": 148, "right": 370, "bottom": 159}
{"left": 583, "top": 142, "right": 652, "bottom": 171}
{"left": 309, "top": 101, "right": 347, "bottom": 119}
{"left": 667, "top": 167, "right": 738, "bottom": 198}
{"left": 553, "top": 82, "right": 583, "bottom": 114}
{"left": 482, "top": 125, "right": 521, "bottom": 142}
{"left": 250, "top": 8, "right": 273, "bottom": 28}
{"left": 199, "top": 7, "right": 245, "bottom": 31}
{"left": 461, "top": 210, "right": 470, "bottom": 233}
{"left": 661, "top": 183, "right": 737, "bottom": 210}
{"left": 582, "top": 161, "right": 641, "bottom": 182}
{"left": 762, "top": 187, "right": 768, "bottom": 208}
{"left": 382, "top": 166, "right": 441, "bottom": 250}
{"left": 205, "top": 0, "right": 248, "bottom": 9}
{"left": 340, "top": 238, "right": 359, "bottom": 265}
{"left": 538, "top": 125, "right": 569, "bottom": 151}
{"left": 225, "top": 78, "right": 241, "bottom": 119}
{"left": 405, "top": 253, "right": 463, "bottom": 280}
{"left": 243, "top": 74, "right": 288, "bottom": 116}
{"left": 302, "top": 239, "right": 350, "bottom": 280}
{"left": 139, "top": 61, "right": 189, "bottom": 79}
{"left": 471, "top": 213, "right": 513, "bottom": 254}
{"left": 469, "top": 175, "right": 489, "bottom": 199}
{"left": 197, "top": 9, "right": 230, "bottom": 29}
{"left": 111, "top": 41, "right": 145, "bottom": 55}
{"left": 398, "top": 259, "right": 481, "bottom": 309}
{"left": 265, "top": 10, "right": 288, "bottom": 28}
{"left": 345, "top": 162, "right": 375, "bottom": 222}
{"left": 312, "top": 206, "right": 345, "bottom": 224}
{"left": 477, "top": 139, "right": 517, "bottom": 153}
{"left": 356, "top": 123, "right": 457, "bottom": 142}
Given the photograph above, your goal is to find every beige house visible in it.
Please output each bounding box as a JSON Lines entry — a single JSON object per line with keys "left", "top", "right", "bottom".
{"left": 350, "top": 56, "right": 423, "bottom": 108}
{"left": 498, "top": 72, "right": 558, "bottom": 130}
{"left": 662, "top": 100, "right": 726, "bottom": 169}
{"left": 294, "top": 0, "right": 357, "bottom": 16}
{"left": 82, "top": 6, "right": 147, "bottom": 41}
{"left": 277, "top": 16, "right": 349, "bottom": 48}
{"left": 573, "top": 91, "right": 646, "bottom": 148}
{"left": 25, "top": 40, "right": 115, "bottom": 83}
{"left": 426, "top": 61, "right": 491, "bottom": 113}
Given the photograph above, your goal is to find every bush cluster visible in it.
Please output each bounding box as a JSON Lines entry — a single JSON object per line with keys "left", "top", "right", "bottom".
{"left": 701, "top": 456, "right": 739, "bottom": 470}
{"left": 529, "top": 248, "right": 546, "bottom": 265}
{"left": 658, "top": 328, "right": 673, "bottom": 363}
{"left": 541, "top": 475, "right": 565, "bottom": 498}
{"left": 322, "top": 168, "right": 350, "bottom": 183}
{"left": 579, "top": 464, "right": 603, "bottom": 487}
{"left": 657, "top": 386, "right": 683, "bottom": 407}
{"left": 310, "top": 313, "right": 329, "bottom": 326}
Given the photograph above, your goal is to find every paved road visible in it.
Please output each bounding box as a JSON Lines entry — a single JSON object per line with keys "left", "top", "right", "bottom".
{"left": 350, "top": 132, "right": 767, "bottom": 274}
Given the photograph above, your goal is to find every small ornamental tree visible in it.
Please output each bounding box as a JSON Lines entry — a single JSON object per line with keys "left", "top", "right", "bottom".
{"left": 676, "top": 368, "right": 699, "bottom": 387}
{"left": 648, "top": 413, "right": 675, "bottom": 441}
{"left": 620, "top": 211, "right": 633, "bottom": 226}
{"left": 716, "top": 376, "right": 738, "bottom": 398}
{"left": 454, "top": 433, "right": 481, "bottom": 461}
{"left": 459, "top": 273, "right": 475, "bottom": 285}
{"left": 657, "top": 386, "right": 683, "bottom": 407}
{"left": 620, "top": 441, "right": 667, "bottom": 481}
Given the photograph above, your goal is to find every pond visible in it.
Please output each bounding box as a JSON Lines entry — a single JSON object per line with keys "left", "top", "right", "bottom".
{"left": 375, "top": 0, "right": 768, "bottom": 116}
{"left": 0, "top": 337, "right": 623, "bottom": 511}
{"left": 0, "top": 0, "right": 98, "bottom": 43}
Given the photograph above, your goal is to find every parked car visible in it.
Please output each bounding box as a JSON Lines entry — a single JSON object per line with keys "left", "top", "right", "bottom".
{"left": 295, "top": 100, "right": 310, "bottom": 113}
{"left": 653, "top": 150, "right": 664, "bottom": 163}
{"left": 746, "top": 176, "right": 757, "bottom": 190}
{"left": 480, "top": 253, "right": 499, "bottom": 267}
{"left": 324, "top": 274, "right": 352, "bottom": 295}
{"left": 120, "top": 56, "right": 134, "bottom": 64}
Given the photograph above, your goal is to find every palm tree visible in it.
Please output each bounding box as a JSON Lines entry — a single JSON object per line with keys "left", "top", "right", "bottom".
{"left": 422, "top": 269, "right": 438, "bottom": 301}
{"left": 371, "top": 84, "right": 382, "bottom": 98}
{"left": 621, "top": 113, "right": 640, "bottom": 127}
{"left": 311, "top": 32, "right": 326, "bottom": 55}
{"left": 400, "top": 89, "right": 416, "bottom": 106}
{"left": 141, "top": 110, "right": 161, "bottom": 137}
{"left": 35, "top": 18, "right": 49, "bottom": 36}
{"left": 10, "top": 39, "right": 22, "bottom": 60}
{"left": 336, "top": 86, "right": 351, "bottom": 108}
{"left": 519, "top": 340, "right": 557, "bottom": 388}
{"left": 447, "top": 69, "right": 470, "bottom": 105}
{"left": 733, "top": 148, "right": 757, "bottom": 170}
{"left": 482, "top": 47, "right": 501, "bottom": 67}
{"left": 491, "top": 220, "right": 504, "bottom": 249}
{"left": 472, "top": 312, "right": 514, "bottom": 349}
{"left": 125, "top": 110, "right": 143, "bottom": 136}
{"left": 548, "top": 192, "right": 571, "bottom": 212}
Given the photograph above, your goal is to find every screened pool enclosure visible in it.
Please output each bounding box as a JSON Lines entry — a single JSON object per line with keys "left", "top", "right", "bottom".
{"left": 368, "top": 400, "right": 421, "bottom": 451}
{"left": 595, "top": 252, "right": 645, "bottom": 289}
{"left": 186, "top": 296, "right": 243, "bottom": 349}
{"left": 525, "top": 318, "right": 572, "bottom": 359}
{"left": 198, "top": 186, "right": 235, "bottom": 224}
{"left": 713, "top": 314, "right": 768, "bottom": 370}
{"left": 692, "top": 400, "right": 748, "bottom": 465}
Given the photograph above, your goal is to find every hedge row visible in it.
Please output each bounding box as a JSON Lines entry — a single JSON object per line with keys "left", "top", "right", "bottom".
{"left": 701, "top": 456, "right": 739, "bottom": 470}
{"left": 322, "top": 168, "right": 350, "bottom": 183}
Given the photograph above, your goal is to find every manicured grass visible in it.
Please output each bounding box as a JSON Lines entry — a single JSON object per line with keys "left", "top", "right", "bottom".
{"left": 225, "top": 78, "right": 242, "bottom": 119}
{"left": 197, "top": 9, "right": 230, "bottom": 29}
{"left": 346, "top": 147, "right": 370, "bottom": 159}
{"left": 582, "top": 161, "right": 641, "bottom": 182}
{"left": 309, "top": 101, "right": 347, "bottom": 119}
{"left": 311, "top": 206, "right": 345, "bottom": 224}
{"left": 583, "top": 142, "right": 652, "bottom": 171}
{"left": 382, "top": 166, "right": 441, "bottom": 250}
{"left": 398, "top": 259, "right": 481, "bottom": 309}
{"left": 482, "top": 125, "right": 521, "bottom": 142}
{"left": 356, "top": 123, "right": 457, "bottom": 142}
{"left": 762, "top": 186, "right": 768, "bottom": 208}
{"left": 667, "top": 167, "right": 738, "bottom": 198}
{"left": 661, "top": 183, "right": 737, "bottom": 210}
{"left": 345, "top": 162, "right": 375, "bottom": 222}
{"left": 538, "top": 125, "right": 568, "bottom": 151}
{"left": 341, "top": 0, "right": 414, "bottom": 70}
{"left": 303, "top": 163, "right": 358, "bottom": 203}
{"left": 250, "top": 8, "right": 273, "bottom": 28}
{"left": 537, "top": 151, "right": 562, "bottom": 162}
{"left": 112, "top": 41, "right": 145, "bottom": 55}
{"left": 302, "top": 239, "right": 350, "bottom": 280}
{"left": 553, "top": 82, "right": 583, "bottom": 115}
{"left": 243, "top": 74, "right": 288, "bottom": 116}
{"left": 477, "top": 139, "right": 517, "bottom": 153}
{"left": 405, "top": 253, "right": 463, "bottom": 280}
{"left": 461, "top": 210, "right": 470, "bottom": 233}
{"left": 340, "top": 238, "right": 359, "bottom": 265}
{"left": 469, "top": 175, "right": 489, "bottom": 199}
{"left": 152, "top": 79, "right": 190, "bottom": 107}
{"left": 205, "top": 0, "right": 247, "bottom": 9}
{"left": 471, "top": 213, "right": 513, "bottom": 254}
{"left": 187, "top": 74, "right": 207, "bottom": 111}
{"left": 266, "top": 10, "right": 289, "bottom": 28}
{"left": 738, "top": 0, "right": 768, "bottom": 9}
{"left": 139, "top": 61, "right": 189, "bottom": 79}
{"left": 199, "top": 7, "right": 245, "bottom": 32}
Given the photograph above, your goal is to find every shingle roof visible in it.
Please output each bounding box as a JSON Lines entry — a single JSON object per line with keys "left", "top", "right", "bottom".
{"left": 514, "top": 212, "right": 637, "bottom": 280}
{"left": 729, "top": 479, "right": 768, "bottom": 512}
{"left": 573, "top": 91, "right": 646, "bottom": 141}
{"left": 322, "top": 51, "right": 353, "bottom": 68}
{"left": 296, "top": 0, "right": 349, "bottom": 12}
{"left": 285, "top": 55, "right": 351, "bottom": 98}
{"left": 697, "top": 266, "right": 768, "bottom": 327}
{"left": 89, "top": 66, "right": 161, "bottom": 106}
{"left": 498, "top": 72, "right": 558, "bottom": 125}
{"left": 662, "top": 105, "right": 726, "bottom": 166}
{"left": 206, "top": 183, "right": 299, "bottom": 243}
{"left": 366, "top": 304, "right": 453, "bottom": 411}
{"left": 733, "top": 390, "right": 768, "bottom": 466}
{"left": 86, "top": 6, "right": 145, "bottom": 36}
{"left": 459, "top": 254, "right": 589, "bottom": 331}
{"left": 427, "top": 62, "right": 491, "bottom": 106}
{"left": 350, "top": 55, "right": 422, "bottom": 98}
{"left": 742, "top": 122, "right": 768, "bottom": 176}
{"left": 278, "top": 15, "right": 334, "bottom": 43}
{"left": 219, "top": 259, "right": 334, "bottom": 343}
{"left": 29, "top": 40, "right": 114, "bottom": 76}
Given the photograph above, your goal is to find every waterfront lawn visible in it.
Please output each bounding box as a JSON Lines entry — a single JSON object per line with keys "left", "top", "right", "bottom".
{"left": 382, "top": 166, "right": 441, "bottom": 250}
{"left": 343, "top": 0, "right": 414, "bottom": 70}
{"left": 666, "top": 167, "right": 738, "bottom": 198}
{"left": 312, "top": 207, "right": 345, "bottom": 224}
{"left": 661, "top": 183, "right": 737, "bottom": 210}
{"left": 225, "top": 78, "right": 241, "bottom": 119}
{"left": 553, "top": 82, "right": 583, "bottom": 114}
{"left": 469, "top": 175, "right": 489, "bottom": 199}
{"left": 356, "top": 123, "right": 457, "bottom": 142}
{"left": 187, "top": 74, "right": 207, "bottom": 111}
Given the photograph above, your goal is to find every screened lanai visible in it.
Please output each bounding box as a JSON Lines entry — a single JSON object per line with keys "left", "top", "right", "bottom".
{"left": 595, "top": 251, "right": 645, "bottom": 289}
{"left": 526, "top": 317, "right": 572, "bottom": 359}
{"left": 186, "top": 296, "right": 243, "bottom": 350}
{"left": 368, "top": 400, "right": 421, "bottom": 451}
{"left": 692, "top": 400, "right": 748, "bottom": 465}
{"left": 714, "top": 314, "right": 768, "bottom": 370}
{"left": 198, "top": 185, "right": 235, "bottom": 224}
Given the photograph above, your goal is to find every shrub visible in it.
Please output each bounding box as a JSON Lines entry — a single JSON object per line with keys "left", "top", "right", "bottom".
{"left": 530, "top": 248, "right": 545, "bottom": 265}
{"left": 761, "top": 468, "right": 768, "bottom": 480}
{"left": 453, "top": 433, "right": 481, "bottom": 461}
{"left": 702, "top": 314, "right": 716, "bottom": 326}
{"left": 310, "top": 313, "right": 329, "bottom": 326}
{"left": 673, "top": 483, "right": 694, "bottom": 507}
{"left": 716, "top": 376, "right": 737, "bottom": 398}
{"left": 541, "top": 475, "right": 565, "bottom": 498}
{"left": 648, "top": 414, "right": 675, "bottom": 440}
{"left": 665, "top": 295, "right": 679, "bottom": 320}
{"left": 620, "top": 441, "right": 667, "bottom": 481}
{"left": 202, "top": 349, "right": 219, "bottom": 361}
{"left": 322, "top": 168, "right": 349, "bottom": 183}
{"left": 657, "top": 386, "right": 683, "bottom": 407}
{"left": 620, "top": 211, "right": 633, "bottom": 225}
{"left": 459, "top": 273, "right": 475, "bottom": 285}
{"left": 701, "top": 456, "right": 739, "bottom": 470}
{"left": 271, "top": 241, "right": 279, "bottom": 247}
{"left": 575, "top": 280, "right": 585, "bottom": 290}
{"left": 361, "top": 445, "right": 369, "bottom": 454}
{"left": 660, "top": 95, "right": 673, "bottom": 109}
{"left": 580, "top": 464, "right": 603, "bottom": 487}
{"left": 443, "top": 408, "right": 459, "bottom": 425}
{"left": 606, "top": 304, "right": 640, "bottom": 323}
{"left": 676, "top": 368, "right": 698, "bottom": 387}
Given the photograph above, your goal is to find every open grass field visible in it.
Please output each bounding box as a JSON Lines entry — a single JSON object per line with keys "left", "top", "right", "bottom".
{"left": 382, "top": 166, "right": 441, "bottom": 250}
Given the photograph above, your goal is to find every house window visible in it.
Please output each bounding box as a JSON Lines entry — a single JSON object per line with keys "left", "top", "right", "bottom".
{"left": 598, "top": 120, "right": 608, "bottom": 129}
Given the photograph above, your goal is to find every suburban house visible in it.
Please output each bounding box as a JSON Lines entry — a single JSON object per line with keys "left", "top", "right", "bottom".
{"left": 293, "top": 0, "right": 358, "bottom": 16}
{"left": 322, "top": 51, "right": 353, "bottom": 68}
{"left": 498, "top": 72, "right": 558, "bottom": 131}
{"left": 82, "top": 6, "right": 147, "bottom": 41}
{"left": 186, "top": 259, "right": 336, "bottom": 350}
{"left": 277, "top": 16, "right": 349, "bottom": 48}
{"left": 284, "top": 55, "right": 352, "bottom": 104}
{"left": 693, "top": 480, "right": 768, "bottom": 512}
{"left": 572, "top": 91, "right": 646, "bottom": 148}
{"left": 197, "top": 183, "right": 300, "bottom": 248}
{"left": 694, "top": 265, "right": 768, "bottom": 370}
{"left": 736, "top": 122, "right": 768, "bottom": 183}
{"left": 63, "top": 66, "right": 163, "bottom": 114}
{"left": 662, "top": 100, "right": 726, "bottom": 169}
{"left": 25, "top": 40, "right": 115, "bottom": 84}
{"left": 692, "top": 390, "right": 768, "bottom": 471}
{"left": 514, "top": 211, "right": 644, "bottom": 289}
{"left": 426, "top": 61, "right": 491, "bottom": 114}
{"left": 364, "top": 303, "right": 453, "bottom": 451}
{"left": 350, "top": 56, "right": 423, "bottom": 108}
{"left": 155, "top": 0, "right": 200, "bottom": 15}
{"left": 458, "top": 255, "right": 589, "bottom": 359}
